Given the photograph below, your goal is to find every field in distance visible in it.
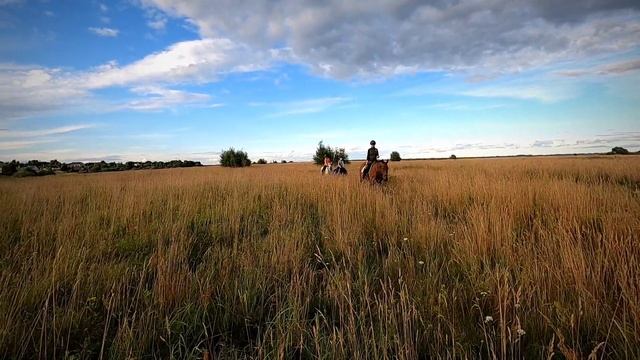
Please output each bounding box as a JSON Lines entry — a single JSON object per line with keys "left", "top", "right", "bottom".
{"left": 1, "top": 156, "right": 639, "bottom": 359}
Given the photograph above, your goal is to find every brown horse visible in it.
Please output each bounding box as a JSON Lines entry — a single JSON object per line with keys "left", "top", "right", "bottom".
{"left": 361, "top": 160, "right": 389, "bottom": 184}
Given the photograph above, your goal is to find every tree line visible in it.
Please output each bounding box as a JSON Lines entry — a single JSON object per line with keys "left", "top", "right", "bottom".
{"left": 0, "top": 159, "right": 202, "bottom": 177}
{"left": 219, "top": 142, "right": 405, "bottom": 168}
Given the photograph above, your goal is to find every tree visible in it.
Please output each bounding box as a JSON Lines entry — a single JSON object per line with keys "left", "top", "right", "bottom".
{"left": 333, "top": 147, "right": 350, "bottom": 164}
{"left": 313, "top": 141, "right": 334, "bottom": 165}
{"left": 610, "top": 146, "right": 629, "bottom": 155}
{"left": 390, "top": 151, "right": 401, "bottom": 161}
{"left": 313, "top": 141, "right": 350, "bottom": 164}
{"left": 256, "top": 159, "right": 267, "bottom": 164}
{"left": 450, "top": 154, "right": 457, "bottom": 159}
{"left": 220, "top": 148, "right": 251, "bottom": 167}
{"left": 1, "top": 161, "right": 17, "bottom": 176}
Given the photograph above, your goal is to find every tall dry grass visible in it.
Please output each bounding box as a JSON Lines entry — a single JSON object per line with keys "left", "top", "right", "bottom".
{"left": 0, "top": 156, "right": 639, "bottom": 359}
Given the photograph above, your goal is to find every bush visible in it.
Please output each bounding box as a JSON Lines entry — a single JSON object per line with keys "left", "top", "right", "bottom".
{"left": 610, "top": 147, "right": 629, "bottom": 155}
{"left": 1, "top": 161, "right": 17, "bottom": 176}
{"left": 256, "top": 159, "right": 268, "bottom": 165}
{"left": 390, "top": 151, "right": 401, "bottom": 161}
{"left": 450, "top": 154, "right": 457, "bottom": 159}
{"left": 13, "top": 167, "right": 38, "bottom": 177}
{"left": 220, "top": 148, "right": 251, "bottom": 167}
{"left": 38, "top": 168, "right": 55, "bottom": 176}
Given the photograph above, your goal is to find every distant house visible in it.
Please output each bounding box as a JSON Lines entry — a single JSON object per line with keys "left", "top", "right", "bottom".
{"left": 68, "top": 162, "right": 84, "bottom": 171}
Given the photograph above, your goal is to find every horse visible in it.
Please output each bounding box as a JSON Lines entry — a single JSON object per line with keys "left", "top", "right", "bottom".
{"left": 321, "top": 165, "right": 333, "bottom": 175}
{"left": 361, "top": 160, "right": 389, "bottom": 184}
{"left": 333, "top": 166, "right": 347, "bottom": 175}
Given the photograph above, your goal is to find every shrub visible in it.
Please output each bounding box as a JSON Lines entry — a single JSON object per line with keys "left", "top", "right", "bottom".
{"left": 450, "top": 154, "right": 457, "bottom": 159}
{"left": 256, "top": 159, "right": 268, "bottom": 165}
{"left": 220, "top": 148, "right": 251, "bottom": 167}
{"left": 13, "top": 167, "right": 38, "bottom": 177}
{"left": 390, "top": 151, "right": 401, "bottom": 161}
{"left": 38, "top": 168, "right": 55, "bottom": 176}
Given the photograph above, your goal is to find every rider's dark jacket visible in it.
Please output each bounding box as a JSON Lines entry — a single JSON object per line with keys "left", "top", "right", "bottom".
{"left": 367, "top": 147, "right": 379, "bottom": 162}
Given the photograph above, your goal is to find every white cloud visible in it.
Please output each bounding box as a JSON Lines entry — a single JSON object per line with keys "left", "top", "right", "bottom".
{"left": 259, "top": 97, "right": 351, "bottom": 117}
{"left": 426, "top": 102, "right": 507, "bottom": 111}
{"left": 0, "top": 67, "right": 91, "bottom": 120}
{"left": 0, "top": 124, "right": 96, "bottom": 138}
{"left": 556, "top": 58, "right": 640, "bottom": 77}
{"left": 0, "top": 140, "right": 53, "bottom": 150}
{"left": 461, "top": 83, "right": 576, "bottom": 103}
{"left": 147, "top": 18, "right": 167, "bottom": 30}
{"left": 0, "top": 124, "right": 96, "bottom": 155}
{"left": 124, "top": 86, "right": 211, "bottom": 111}
{"left": 88, "top": 27, "right": 119, "bottom": 37}
{"left": 396, "top": 76, "right": 579, "bottom": 103}
{"left": 144, "top": 0, "right": 640, "bottom": 78}
{"left": 84, "top": 38, "right": 268, "bottom": 88}
{"left": 0, "top": 37, "right": 267, "bottom": 119}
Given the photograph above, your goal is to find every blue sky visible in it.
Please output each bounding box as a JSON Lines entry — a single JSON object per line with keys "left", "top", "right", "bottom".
{"left": 1, "top": 0, "right": 639, "bottom": 163}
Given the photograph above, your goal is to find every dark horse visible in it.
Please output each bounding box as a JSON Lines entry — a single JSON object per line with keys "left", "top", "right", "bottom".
{"left": 333, "top": 166, "right": 347, "bottom": 175}
{"left": 361, "top": 160, "right": 389, "bottom": 184}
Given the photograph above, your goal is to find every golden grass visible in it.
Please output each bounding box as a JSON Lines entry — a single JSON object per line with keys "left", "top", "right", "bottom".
{"left": 1, "top": 156, "right": 639, "bottom": 359}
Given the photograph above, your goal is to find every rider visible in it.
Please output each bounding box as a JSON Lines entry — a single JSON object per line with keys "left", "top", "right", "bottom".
{"left": 334, "top": 157, "right": 346, "bottom": 174}
{"left": 363, "top": 140, "right": 379, "bottom": 177}
{"left": 321, "top": 154, "right": 333, "bottom": 173}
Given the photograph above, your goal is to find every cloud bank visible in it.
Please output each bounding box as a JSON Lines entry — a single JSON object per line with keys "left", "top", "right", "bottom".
{"left": 146, "top": 0, "right": 640, "bottom": 78}
{"left": 0, "top": 38, "right": 269, "bottom": 120}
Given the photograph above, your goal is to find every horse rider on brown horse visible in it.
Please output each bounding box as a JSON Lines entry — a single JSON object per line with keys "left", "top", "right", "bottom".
{"left": 362, "top": 140, "right": 379, "bottom": 178}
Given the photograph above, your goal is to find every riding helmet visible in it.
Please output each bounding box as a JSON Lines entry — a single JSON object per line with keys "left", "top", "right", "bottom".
{"left": 370, "top": 140, "right": 376, "bottom": 145}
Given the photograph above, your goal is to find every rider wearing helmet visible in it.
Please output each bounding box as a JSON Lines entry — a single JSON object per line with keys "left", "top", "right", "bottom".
{"left": 363, "top": 140, "right": 379, "bottom": 177}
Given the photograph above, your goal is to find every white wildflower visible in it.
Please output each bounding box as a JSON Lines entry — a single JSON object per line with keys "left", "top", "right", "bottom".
{"left": 484, "top": 316, "right": 493, "bottom": 323}
{"left": 517, "top": 328, "right": 526, "bottom": 336}
{"left": 418, "top": 261, "right": 425, "bottom": 265}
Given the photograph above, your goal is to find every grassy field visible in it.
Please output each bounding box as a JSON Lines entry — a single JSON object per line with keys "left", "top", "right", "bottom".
{"left": 1, "top": 156, "right": 639, "bottom": 359}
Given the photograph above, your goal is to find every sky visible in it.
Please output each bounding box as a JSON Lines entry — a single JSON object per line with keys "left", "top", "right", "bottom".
{"left": 0, "top": 0, "right": 639, "bottom": 163}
